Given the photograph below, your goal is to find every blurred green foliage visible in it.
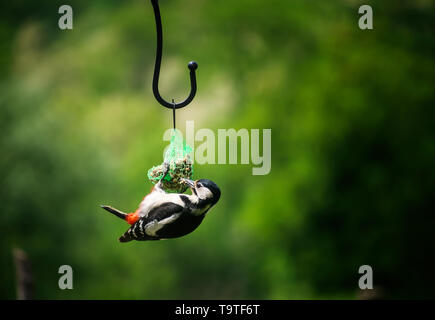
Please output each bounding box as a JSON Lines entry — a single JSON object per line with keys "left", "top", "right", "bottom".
{"left": 1, "top": 0, "right": 434, "bottom": 299}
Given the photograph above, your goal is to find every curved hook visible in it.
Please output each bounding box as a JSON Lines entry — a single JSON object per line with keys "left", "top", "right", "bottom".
{"left": 151, "top": 0, "right": 198, "bottom": 110}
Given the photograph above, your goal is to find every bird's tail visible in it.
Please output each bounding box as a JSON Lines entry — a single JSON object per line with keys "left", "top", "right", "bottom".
{"left": 118, "top": 232, "right": 133, "bottom": 243}
{"left": 100, "top": 205, "right": 127, "bottom": 221}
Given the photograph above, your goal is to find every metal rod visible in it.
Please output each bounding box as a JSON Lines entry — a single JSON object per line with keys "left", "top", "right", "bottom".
{"left": 172, "top": 99, "right": 176, "bottom": 129}
{"left": 151, "top": 0, "right": 198, "bottom": 110}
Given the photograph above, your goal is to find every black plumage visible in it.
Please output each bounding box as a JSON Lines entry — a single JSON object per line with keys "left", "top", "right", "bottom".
{"left": 119, "top": 202, "right": 206, "bottom": 242}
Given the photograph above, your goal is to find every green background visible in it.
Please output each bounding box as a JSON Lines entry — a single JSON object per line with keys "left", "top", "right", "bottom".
{"left": 1, "top": 0, "right": 434, "bottom": 299}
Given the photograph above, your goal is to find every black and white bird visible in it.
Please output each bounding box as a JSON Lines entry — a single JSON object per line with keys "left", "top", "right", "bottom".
{"left": 101, "top": 178, "right": 221, "bottom": 242}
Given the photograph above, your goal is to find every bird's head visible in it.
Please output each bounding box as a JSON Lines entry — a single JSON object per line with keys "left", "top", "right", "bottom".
{"left": 181, "top": 178, "right": 221, "bottom": 205}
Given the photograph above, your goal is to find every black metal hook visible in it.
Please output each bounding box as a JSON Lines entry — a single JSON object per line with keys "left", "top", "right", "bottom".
{"left": 151, "top": 0, "right": 198, "bottom": 110}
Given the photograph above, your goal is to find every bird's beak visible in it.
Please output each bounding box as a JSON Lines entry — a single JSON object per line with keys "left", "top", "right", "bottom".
{"left": 181, "top": 178, "right": 195, "bottom": 189}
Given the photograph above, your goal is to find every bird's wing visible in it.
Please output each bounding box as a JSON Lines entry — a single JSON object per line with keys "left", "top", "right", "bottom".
{"left": 119, "top": 202, "right": 184, "bottom": 242}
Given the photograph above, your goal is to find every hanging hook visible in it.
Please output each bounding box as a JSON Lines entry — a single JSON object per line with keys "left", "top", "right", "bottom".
{"left": 151, "top": 0, "right": 198, "bottom": 110}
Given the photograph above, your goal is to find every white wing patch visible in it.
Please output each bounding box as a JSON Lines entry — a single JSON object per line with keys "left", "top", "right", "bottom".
{"left": 144, "top": 212, "right": 182, "bottom": 237}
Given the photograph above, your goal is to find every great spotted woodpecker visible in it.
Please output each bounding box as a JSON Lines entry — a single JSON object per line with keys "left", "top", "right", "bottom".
{"left": 101, "top": 178, "right": 221, "bottom": 242}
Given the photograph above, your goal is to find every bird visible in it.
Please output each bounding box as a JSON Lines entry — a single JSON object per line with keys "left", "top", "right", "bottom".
{"left": 101, "top": 178, "right": 221, "bottom": 242}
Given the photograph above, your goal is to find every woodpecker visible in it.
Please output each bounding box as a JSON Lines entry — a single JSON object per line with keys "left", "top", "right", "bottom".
{"left": 101, "top": 178, "right": 221, "bottom": 242}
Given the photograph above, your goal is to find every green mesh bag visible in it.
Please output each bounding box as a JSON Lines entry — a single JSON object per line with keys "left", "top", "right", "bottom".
{"left": 147, "top": 130, "right": 193, "bottom": 193}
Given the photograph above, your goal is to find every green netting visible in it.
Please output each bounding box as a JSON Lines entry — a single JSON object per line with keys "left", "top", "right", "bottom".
{"left": 147, "top": 130, "right": 193, "bottom": 193}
